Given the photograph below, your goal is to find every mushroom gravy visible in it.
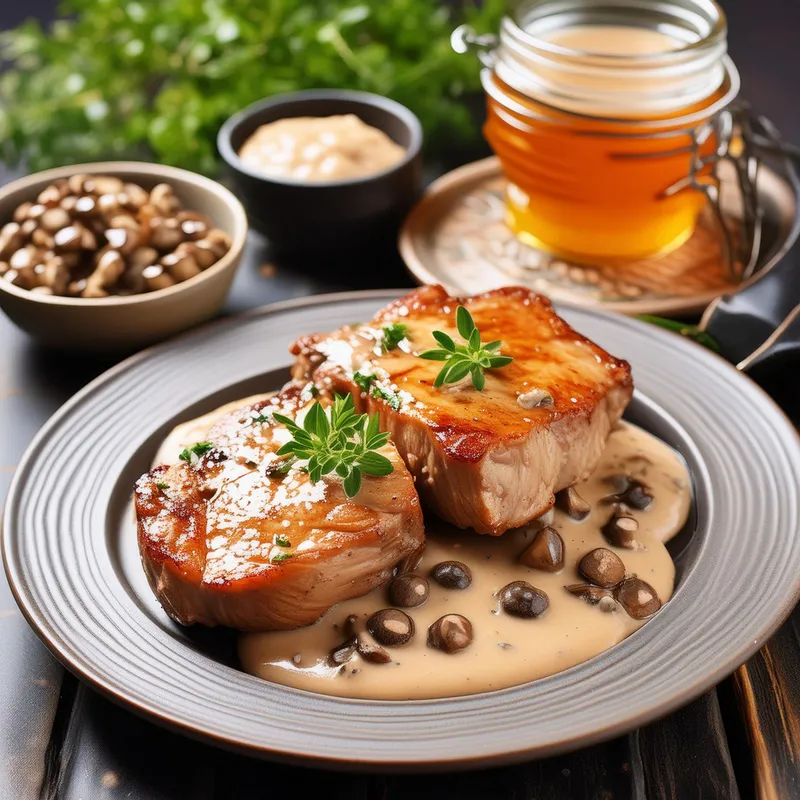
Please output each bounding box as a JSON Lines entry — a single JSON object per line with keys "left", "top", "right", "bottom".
{"left": 238, "top": 114, "right": 405, "bottom": 182}
{"left": 156, "top": 402, "right": 690, "bottom": 700}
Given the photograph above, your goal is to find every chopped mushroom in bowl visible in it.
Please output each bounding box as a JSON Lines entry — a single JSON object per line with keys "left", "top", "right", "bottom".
{"left": 0, "top": 162, "right": 247, "bottom": 352}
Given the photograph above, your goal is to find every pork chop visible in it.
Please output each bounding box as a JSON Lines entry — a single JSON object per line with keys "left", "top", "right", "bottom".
{"left": 135, "top": 383, "right": 425, "bottom": 631}
{"left": 291, "top": 285, "right": 632, "bottom": 535}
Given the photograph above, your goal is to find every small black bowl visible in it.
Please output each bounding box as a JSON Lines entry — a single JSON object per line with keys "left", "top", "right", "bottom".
{"left": 218, "top": 89, "right": 423, "bottom": 253}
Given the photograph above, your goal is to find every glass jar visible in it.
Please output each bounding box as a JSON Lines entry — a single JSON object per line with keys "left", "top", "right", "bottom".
{"left": 471, "top": 0, "right": 740, "bottom": 263}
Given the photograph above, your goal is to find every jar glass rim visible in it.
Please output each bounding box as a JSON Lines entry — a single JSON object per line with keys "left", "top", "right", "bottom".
{"left": 506, "top": 0, "right": 728, "bottom": 62}
{"left": 482, "top": 54, "right": 740, "bottom": 132}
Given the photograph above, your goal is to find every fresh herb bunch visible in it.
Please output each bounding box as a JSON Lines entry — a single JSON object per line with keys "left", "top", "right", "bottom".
{"left": 273, "top": 394, "right": 393, "bottom": 498}
{"left": 0, "top": 0, "right": 504, "bottom": 175}
{"left": 420, "top": 306, "right": 512, "bottom": 390}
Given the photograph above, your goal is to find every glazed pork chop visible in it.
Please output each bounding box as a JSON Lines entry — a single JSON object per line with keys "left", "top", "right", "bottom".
{"left": 135, "top": 384, "right": 425, "bottom": 631}
{"left": 291, "top": 285, "right": 632, "bottom": 535}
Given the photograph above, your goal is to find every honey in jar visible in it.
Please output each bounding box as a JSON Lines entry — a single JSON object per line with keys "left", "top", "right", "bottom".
{"left": 476, "top": 0, "right": 739, "bottom": 262}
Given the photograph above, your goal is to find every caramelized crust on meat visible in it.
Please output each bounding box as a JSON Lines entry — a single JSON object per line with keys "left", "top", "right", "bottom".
{"left": 291, "top": 285, "right": 632, "bottom": 534}
{"left": 135, "top": 385, "right": 425, "bottom": 631}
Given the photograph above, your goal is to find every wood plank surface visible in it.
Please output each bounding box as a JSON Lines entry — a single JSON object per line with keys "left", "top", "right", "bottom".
{"left": 733, "top": 605, "right": 800, "bottom": 800}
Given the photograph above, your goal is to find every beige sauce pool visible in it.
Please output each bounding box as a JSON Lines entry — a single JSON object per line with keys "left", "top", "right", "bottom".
{"left": 235, "top": 422, "right": 691, "bottom": 699}
{"left": 238, "top": 114, "right": 405, "bottom": 181}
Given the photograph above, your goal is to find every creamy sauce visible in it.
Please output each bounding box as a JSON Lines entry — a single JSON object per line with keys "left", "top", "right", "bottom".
{"left": 237, "top": 422, "right": 691, "bottom": 699}
{"left": 542, "top": 25, "right": 682, "bottom": 56}
{"left": 238, "top": 115, "right": 405, "bottom": 182}
{"left": 154, "top": 394, "right": 273, "bottom": 467}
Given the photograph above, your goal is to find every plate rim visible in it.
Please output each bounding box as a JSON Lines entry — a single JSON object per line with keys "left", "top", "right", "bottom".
{"left": 3, "top": 288, "right": 800, "bottom": 771}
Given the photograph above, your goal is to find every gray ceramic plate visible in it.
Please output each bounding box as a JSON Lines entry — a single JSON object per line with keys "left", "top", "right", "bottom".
{"left": 4, "top": 290, "right": 800, "bottom": 771}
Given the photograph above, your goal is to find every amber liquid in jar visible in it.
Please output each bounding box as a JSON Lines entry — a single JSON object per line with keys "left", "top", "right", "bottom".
{"left": 482, "top": 9, "right": 735, "bottom": 263}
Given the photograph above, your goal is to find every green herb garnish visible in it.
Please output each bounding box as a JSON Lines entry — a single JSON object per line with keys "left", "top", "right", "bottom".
{"left": 249, "top": 413, "right": 271, "bottom": 425}
{"left": 370, "top": 384, "right": 402, "bottom": 411}
{"left": 179, "top": 441, "right": 214, "bottom": 462}
{"left": 275, "top": 534, "right": 291, "bottom": 547}
{"left": 353, "top": 370, "right": 375, "bottom": 393}
{"left": 264, "top": 456, "right": 296, "bottom": 477}
{"left": 273, "top": 395, "right": 393, "bottom": 498}
{"left": 420, "top": 306, "right": 513, "bottom": 391}
{"left": 352, "top": 371, "right": 401, "bottom": 410}
{"left": 381, "top": 323, "right": 409, "bottom": 352}
{"left": 271, "top": 552, "right": 293, "bottom": 563}
{"left": 155, "top": 481, "right": 169, "bottom": 491}
{"left": 302, "top": 382, "right": 320, "bottom": 398}
{"left": 638, "top": 315, "right": 720, "bottom": 352}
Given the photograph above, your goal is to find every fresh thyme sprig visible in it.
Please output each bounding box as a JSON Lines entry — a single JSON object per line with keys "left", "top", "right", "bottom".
{"left": 273, "top": 394, "right": 394, "bottom": 498}
{"left": 420, "top": 306, "right": 513, "bottom": 391}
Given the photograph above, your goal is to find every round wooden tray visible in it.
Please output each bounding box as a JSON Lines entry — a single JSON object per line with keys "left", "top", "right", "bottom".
{"left": 400, "top": 157, "right": 798, "bottom": 316}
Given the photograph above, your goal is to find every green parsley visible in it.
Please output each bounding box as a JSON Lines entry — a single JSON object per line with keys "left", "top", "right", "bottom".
{"left": 370, "top": 384, "right": 402, "bottom": 411}
{"left": 248, "top": 413, "right": 271, "bottom": 425}
{"left": 352, "top": 371, "right": 401, "bottom": 411}
{"left": 381, "top": 323, "right": 409, "bottom": 352}
{"left": 179, "top": 441, "right": 214, "bottom": 462}
{"left": 273, "top": 394, "right": 393, "bottom": 498}
{"left": 275, "top": 534, "right": 291, "bottom": 547}
{"left": 271, "top": 552, "right": 293, "bottom": 563}
{"left": 420, "top": 306, "right": 513, "bottom": 391}
{"left": 353, "top": 370, "right": 375, "bottom": 393}
{"left": 155, "top": 481, "right": 169, "bottom": 491}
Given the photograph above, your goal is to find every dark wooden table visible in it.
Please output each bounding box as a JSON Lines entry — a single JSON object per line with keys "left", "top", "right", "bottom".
{"left": 2, "top": 2, "right": 800, "bottom": 798}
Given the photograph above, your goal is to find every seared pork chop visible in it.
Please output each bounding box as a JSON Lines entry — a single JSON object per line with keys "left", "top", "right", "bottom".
{"left": 135, "top": 384, "right": 425, "bottom": 631}
{"left": 291, "top": 286, "right": 632, "bottom": 535}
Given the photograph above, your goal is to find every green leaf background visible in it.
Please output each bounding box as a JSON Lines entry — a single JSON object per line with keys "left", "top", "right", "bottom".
{"left": 0, "top": 0, "right": 505, "bottom": 175}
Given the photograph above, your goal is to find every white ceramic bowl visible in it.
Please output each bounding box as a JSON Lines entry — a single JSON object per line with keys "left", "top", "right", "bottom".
{"left": 0, "top": 162, "right": 248, "bottom": 352}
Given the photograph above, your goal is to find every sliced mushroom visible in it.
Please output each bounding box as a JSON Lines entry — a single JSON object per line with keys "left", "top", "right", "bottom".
{"left": 122, "top": 182, "right": 150, "bottom": 209}
{"left": 36, "top": 184, "right": 62, "bottom": 208}
{"left": 104, "top": 225, "right": 140, "bottom": 255}
{"left": 190, "top": 239, "right": 218, "bottom": 268}
{"left": 83, "top": 249, "right": 125, "bottom": 298}
{"left": 149, "top": 217, "right": 184, "bottom": 250}
{"left": 128, "top": 246, "right": 159, "bottom": 270}
{"left": 9, "top": 245, "right": 44, "bottom": 271}
{"left": 53, "top": 226, "right": 84, "bottom": 252}
{"left": 141, "top": 264, "right": 175, "bottom": 292}
{"left": 84, "top": 175, "right": 124, "bottom": 196}
{"left": 161, "top": 251, "right": 201, "bottom": 282}
{"left": 555, "top": 487, "right": 591, "bottom": 521}
{"left": 42, "top": 256, "right": 70, "bottom": 295}
{"left": 149, "top": 183, "right": 182, "bottom": 215}
{"left": 203, "top": 228, "right": 232, "bottom": 258}
{"left": 31, "top": 228, "right": 55, "bottom": 250}
{"left": 13, "top": 202, "right": 33, "bottom": 224}
{"left": 67, "top": 173, "right": 91, "bottom": 194}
